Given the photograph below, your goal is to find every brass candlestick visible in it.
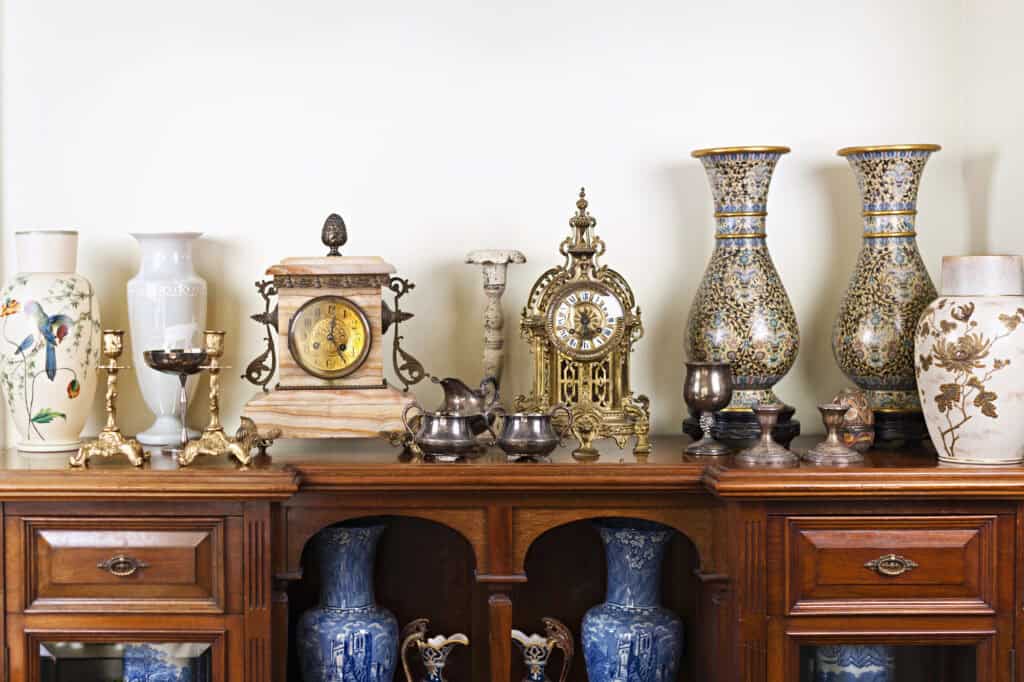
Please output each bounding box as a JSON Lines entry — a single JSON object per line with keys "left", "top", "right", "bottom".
{"left": 179, "top": 331, "right": 280, "bottom": 466}
{"left": 735, "top": 403, "right": 798, "bottom": 466}
{"left": 69, "top": 330, "right": 147, "bottom": 467}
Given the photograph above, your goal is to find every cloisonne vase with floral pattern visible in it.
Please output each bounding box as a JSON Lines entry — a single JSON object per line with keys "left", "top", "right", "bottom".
{"left": 814, "top": 645, "right": 893, "bottom": 682}
{"left": 915, "top": 255, "right": 1024, "bottom": 464}
{"left": 832, "top": 145, "right": 940, "bottom": 442}
{"left": 686, "top": 147, "right": 800, "bottom": 439}
{"left": 297, "top": 522, "right": 398, "bottom": 682}
{"left": 581, "top": 519, "right": 682, "bottom": 682}
{"left": 0, "top": 231, "right": 101, "bottom": 452}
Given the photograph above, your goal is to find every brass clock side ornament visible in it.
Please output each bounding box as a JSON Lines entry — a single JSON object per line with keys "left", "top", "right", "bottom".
{"left": 516, "top": 189, "right": 651, "bottom": 458}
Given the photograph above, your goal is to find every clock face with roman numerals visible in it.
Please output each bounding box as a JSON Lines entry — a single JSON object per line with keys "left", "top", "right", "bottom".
{"left": 288, "top": 295, "right": 372, "bottom": 379}
{"left": 545, "top": 282, "right": 626, "bottom": 361}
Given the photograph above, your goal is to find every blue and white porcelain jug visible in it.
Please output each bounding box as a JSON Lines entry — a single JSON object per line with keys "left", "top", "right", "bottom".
{"left": 296, "top": 522, "right": 398, "bottom": 682}
{"left": 581, "top": 519, "right": 683, "bottom": 682}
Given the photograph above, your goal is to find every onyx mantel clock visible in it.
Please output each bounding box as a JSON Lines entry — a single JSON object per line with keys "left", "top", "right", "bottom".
{"left": 516, "top": 189, "right": 651, "bottom": 458}
{"left": 242, "top": 213, "right": 425, "bottom": 438}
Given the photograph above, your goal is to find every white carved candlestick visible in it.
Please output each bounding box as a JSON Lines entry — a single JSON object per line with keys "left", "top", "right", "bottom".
{"left": 465, "top": 250, "right": 526, "bottom": 385}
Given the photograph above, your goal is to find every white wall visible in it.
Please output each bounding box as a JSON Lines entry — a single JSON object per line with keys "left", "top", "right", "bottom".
{"left": 960, "top": 0, "right": 1024, "bottom": 257}
{"left": 0, "top": 0, "right": 976, "bottom": 442}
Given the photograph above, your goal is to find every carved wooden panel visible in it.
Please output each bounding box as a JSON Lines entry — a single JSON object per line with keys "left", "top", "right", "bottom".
{"left": 282, "top": 499, "right": 487, "bottom": 576}
{"left": 786, "top": 515, "right": 998, "bottom": 615}
{"left": 510, "top": 503, "right": 719, "bottom": 575}
{"left": 244, "top": 503, "right": 273, "bottom": 682}
{"left": 13, "top": 516, "right": 225, "bottom": 614}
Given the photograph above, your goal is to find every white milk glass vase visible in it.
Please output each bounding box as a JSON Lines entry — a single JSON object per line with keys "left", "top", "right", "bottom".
{"left": 127, "top": 232, "right": 207, "bottom": 445}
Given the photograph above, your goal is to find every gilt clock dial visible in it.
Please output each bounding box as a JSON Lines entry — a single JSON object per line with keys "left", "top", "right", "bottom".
{"left": 546, "top": 282, "right": 625, "bottom": 360}
{"left": 288, "top": 295, "right": 371, "bottom": 380}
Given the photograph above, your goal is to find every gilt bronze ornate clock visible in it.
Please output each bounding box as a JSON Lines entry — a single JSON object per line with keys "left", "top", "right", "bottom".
{"left": 516, "top": 189, "right": 650, "bottom": 458}
{"left": 242, "top": 213, "right": 425, "bottom": 438}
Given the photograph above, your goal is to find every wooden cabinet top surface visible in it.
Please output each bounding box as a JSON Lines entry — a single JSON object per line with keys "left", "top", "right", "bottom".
{"left": 0, "top": 435, "right": 1017, "bottom": 500}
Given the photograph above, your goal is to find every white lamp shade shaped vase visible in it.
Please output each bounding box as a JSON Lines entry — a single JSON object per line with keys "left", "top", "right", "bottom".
{"left": 0, "top": 231, "right": 101, "bottom": 451}
{"left": 915, "top": 255, "right": 1024, "bottom": 464}
{"left": 127, "top": 233, "right": 207, "bottom": 445}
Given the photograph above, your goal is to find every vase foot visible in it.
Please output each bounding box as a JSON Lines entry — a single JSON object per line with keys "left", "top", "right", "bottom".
{"left": 683, "top": 407, "right": 799, "bottom": 450}
{"left": 17, "top": 439, "right": 80, "bottom": 453}
{"left": 137, "top": 416, "right": 199, "bottom": 446}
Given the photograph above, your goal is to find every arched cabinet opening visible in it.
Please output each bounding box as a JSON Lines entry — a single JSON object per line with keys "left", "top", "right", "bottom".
{"left": 514, "top": 517, "right": 701, "bottom": 682}
{"left": 286, "top": 515, "right": 477, "bottom": 682}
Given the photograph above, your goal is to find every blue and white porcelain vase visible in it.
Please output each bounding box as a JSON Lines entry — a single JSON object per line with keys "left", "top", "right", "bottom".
{"left": 124, "top": 643, "right": 206, "bottom": 681}
{"left": 582, "top": 519, "right": 682, "bottom": 682}
{"left": 297, "top": 522, "right": 398, "bottom": 682}
{"left": 815, "top": 645, "right": 893, "bottom": 682}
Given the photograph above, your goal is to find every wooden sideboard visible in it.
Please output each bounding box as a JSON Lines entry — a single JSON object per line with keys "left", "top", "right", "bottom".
{"left": 0, "top": 435, "right": 1020, "bottom": 681}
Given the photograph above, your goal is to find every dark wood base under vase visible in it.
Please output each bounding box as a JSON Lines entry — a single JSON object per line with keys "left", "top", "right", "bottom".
{"left": 683, "top": 406, "right": 800, "bottom": 450}
{"left": 873, "top": 410, "right": 931, "bottom": 447}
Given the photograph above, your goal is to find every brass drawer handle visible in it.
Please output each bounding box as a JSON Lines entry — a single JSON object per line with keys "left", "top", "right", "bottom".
{"left": 864, "top": 553, "right": 918, "bottom": 577}
{"left": 97, "top": 554, "right": 149, "bottom": 577}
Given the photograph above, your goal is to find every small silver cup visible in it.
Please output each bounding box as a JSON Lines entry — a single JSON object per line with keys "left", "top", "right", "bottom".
{"left": 683, "top": 361, "right": 733, "bottom": 455}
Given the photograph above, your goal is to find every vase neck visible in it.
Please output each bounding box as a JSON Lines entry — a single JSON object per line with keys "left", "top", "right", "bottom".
{"left": 598, "top": 522, "right": 672, "bottom": 608}
{"left": 862, "top": 213, "right": 918, "bottom": 239}
{"left": 15, "top": 231, "right": 78, "bottom": 274}
{"left": 699, "top": 150, "right": 783, "bottom": 218}
{"left": 317, "top": 525, "right": 384, "bottom": 608}
{"left": 714, "top": 214, "right": 767, "bottom": 241}
{"left": 843, "top": 149, "right": 934, "bottom": 214}
{"left": 133, "top": 234, "right": 201, "bottom": 276}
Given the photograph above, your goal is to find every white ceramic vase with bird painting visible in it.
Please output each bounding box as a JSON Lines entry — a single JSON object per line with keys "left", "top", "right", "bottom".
{"left": 0, "top": 231, "right": 101, "bottom": 451}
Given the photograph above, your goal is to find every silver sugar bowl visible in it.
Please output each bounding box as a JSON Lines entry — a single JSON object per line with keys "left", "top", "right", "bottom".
{"left": 494, "top": 404, "right": 573, "bottom": 459}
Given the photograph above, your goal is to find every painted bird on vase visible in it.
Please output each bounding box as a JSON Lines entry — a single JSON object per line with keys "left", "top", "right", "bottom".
{"left": 23, "top": 301, "right": 72, "bottom": 380}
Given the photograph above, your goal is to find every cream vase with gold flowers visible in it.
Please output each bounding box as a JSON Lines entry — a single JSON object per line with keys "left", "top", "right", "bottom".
{"left": 915, "top": 255, "right": 1024, "bottom": 464}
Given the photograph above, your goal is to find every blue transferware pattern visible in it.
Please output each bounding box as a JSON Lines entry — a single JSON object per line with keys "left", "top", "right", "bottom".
{"left": 297, "top": 523, "right": 399, "bottom": 682}
{"left": 814, "top": 645, "right": 893, "bottom": 682}
{"left": 686, "top": 148, "right": 800, "bottom": 410}
{"left": 123, "top": 643, "right": 204, "bottom": 682}
{"left": 582, "top": 519, "right": 682, "bottom": 682}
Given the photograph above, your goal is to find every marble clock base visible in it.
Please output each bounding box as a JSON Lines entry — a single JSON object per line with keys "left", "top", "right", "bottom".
{"left": 683, "top": 407, "right": 800, "bottom": 450}
{"left": 243, "top": 384, "right": 414, "bottom": 439}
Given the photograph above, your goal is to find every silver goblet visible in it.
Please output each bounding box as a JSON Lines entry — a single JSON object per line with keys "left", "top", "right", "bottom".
{"left": 683, "top": 361, "right": 733, "bottom": 455}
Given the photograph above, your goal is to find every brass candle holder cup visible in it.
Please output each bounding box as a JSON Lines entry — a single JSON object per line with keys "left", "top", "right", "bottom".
{"left": 70, "top": 330, "right": 147, "bottom": 467}
{"left": 178, "top": 331, "right": 280, "bottom": 467}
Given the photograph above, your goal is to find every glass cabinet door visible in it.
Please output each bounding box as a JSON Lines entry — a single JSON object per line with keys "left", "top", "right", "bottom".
{"left": 800, "top": 645, "right": 977, "bottom": 682}
{"left": 38, "top": 641, "right": 213, "bottom": 682}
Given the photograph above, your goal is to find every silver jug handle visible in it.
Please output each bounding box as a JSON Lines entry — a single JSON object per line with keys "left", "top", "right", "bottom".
{"left": 548, "top": 403, "right": 574, "bottom": 446}
{"left": 402, "top": 402, "right": 424, "bottom": 438}
{"left": 480, "top": 375, "right": 500, "bottom": 410}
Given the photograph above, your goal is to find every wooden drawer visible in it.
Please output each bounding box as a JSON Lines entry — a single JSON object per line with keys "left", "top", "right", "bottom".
{"left": 11, "top": 517, "right": 225, "bottom": 613}
{"left": 785, "top": 515, "right": 997, "bottom": 615}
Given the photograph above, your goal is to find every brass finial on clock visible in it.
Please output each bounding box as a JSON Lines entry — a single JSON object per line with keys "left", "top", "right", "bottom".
{"left": 561, "top": 188, "right": 605, "bottom": 268}
{"left": 322, "top": 213, "right": 348, "bottom": 257}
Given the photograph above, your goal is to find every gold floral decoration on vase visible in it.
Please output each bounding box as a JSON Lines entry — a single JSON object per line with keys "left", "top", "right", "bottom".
{"left": 916, "top": 300, "right": 1023, "bottom": 458}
